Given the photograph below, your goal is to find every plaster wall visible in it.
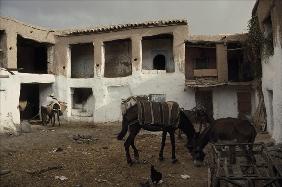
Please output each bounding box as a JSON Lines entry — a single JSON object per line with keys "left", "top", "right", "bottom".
{"left": 261, "top": 30, "right": 282, "bottom": 143}
{"left": 54, "top": 25, "right": 188, "bottom": 76}
{"left": 0, "top": 17, "right": 56, "bottom": 69}
{"left": 0, "top": 71, "right": 55, "bottom": 133}
{"left": 0, "top": 74, "right": 20, "bottom": 133}
{"left": 142, "top": 38, "right": 173, "bottom": 72}
{"left": 216, "top": 44, "right": 228, "bottom": 82}
{"left": 52, "top": 25, "right": 189, "bottom": 122}
{"left": 213, "top": 87, "right": 238, "bottom": 119}
{"left": 55, "top": 71, "right": 196, "bottom": 123}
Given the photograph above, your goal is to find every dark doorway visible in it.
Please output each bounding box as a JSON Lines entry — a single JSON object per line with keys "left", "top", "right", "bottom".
{"left": 237, "top": 91, "right": 251, "bottom": 119}
{"left": 195, "top": 90, "right": 213, "bottom": 117}
{"left": 19, "top": 84, "right": 39, "bottom": 120}
{"left": 153, "top": 54, "right": 166, "bottom": 70}
{"left": 227, "top": 43, "right": 242, "bottom": 81}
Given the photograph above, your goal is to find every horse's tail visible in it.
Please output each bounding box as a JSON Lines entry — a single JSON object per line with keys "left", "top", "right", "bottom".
{"left": 117, "top": 116, "right": 128, "bottom": 140}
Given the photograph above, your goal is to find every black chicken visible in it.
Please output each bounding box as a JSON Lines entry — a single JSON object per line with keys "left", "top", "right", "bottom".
{"left": 150, "top": 165, "right": 162, "bottom": 184}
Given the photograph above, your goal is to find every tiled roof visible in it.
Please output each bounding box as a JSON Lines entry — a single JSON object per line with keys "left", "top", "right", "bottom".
{"left": 61, "top": 19, "right": 188, "bottom": 35}
{"left": 0, "top": 16, "right": 53, "bottom": 32}
{"left": 187, "top": 33, "right": 247, "bottom": 44}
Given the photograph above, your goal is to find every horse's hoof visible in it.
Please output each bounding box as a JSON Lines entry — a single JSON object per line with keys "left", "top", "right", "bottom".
{"left": 172, "top": 159, "right": 178, "bottom": 164}
{"left": 127, "top": 160, "right": 133, "bottom": 166}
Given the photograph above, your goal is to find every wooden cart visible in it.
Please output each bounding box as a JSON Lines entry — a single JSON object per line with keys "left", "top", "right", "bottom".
{"left": 208, "top": 143, "right": 282, "bottom": 187}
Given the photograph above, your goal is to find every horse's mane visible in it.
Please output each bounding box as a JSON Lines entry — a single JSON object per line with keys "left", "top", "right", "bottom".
{"left": 179, "top": 110, "right": 196, "bottom": 140}
{"left": 195, "top": 120, "right": 213, "bottom": 149}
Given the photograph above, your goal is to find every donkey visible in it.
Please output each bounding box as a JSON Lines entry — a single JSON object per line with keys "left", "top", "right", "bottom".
{"left": 178, "top": 106, "right": 211, "bottom": 139}
{"left": 190, "top": 117, "right": 257, "bottom": 167}
{"left": 41, "top": 102, "right": 62, "bottom": 126}
{"left": 117, "top": 100, "right": 196, "bottom": 165}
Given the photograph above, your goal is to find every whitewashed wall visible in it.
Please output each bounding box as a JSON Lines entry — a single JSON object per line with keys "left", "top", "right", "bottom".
{"left": 0, "top": 72, "right": 55, "bottom": 134}
{"left": 213, "top": 87, "right": 238, "bottom": 119}
{"left": 55, "top": 65, "right": 196, "bottom": 123}
{"left": 261, "top": 31, "right": 282, "bottom": 143}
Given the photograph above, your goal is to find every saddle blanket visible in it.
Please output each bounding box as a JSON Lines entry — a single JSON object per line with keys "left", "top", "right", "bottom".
{"left": 137, "top": 101, "right": 180, "bottom": 128}
{"left": 121, "top": 95, "right": 149, "bottom": 115}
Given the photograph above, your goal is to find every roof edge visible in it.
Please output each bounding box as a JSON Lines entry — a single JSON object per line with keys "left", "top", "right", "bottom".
{"left": 0, "top": 16, "right": 53, "bottom": 32}
{"left": 61, "top": 19, "right": 188, "bottom": 35}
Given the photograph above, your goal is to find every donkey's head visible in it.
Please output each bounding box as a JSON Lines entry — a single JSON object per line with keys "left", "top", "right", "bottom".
{"left": 191, "top": 145, "right": 206, "bottom": 167}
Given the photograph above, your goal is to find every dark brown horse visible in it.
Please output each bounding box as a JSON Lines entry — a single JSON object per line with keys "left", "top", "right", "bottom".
{"left": 117, "top": 101, "right": 196, "bottom": 165}
{"left": 179, "top": 106, "right": 210, "bottom": 141}
{"left": 191, "top": 117, "right": 257, "bottom": 167}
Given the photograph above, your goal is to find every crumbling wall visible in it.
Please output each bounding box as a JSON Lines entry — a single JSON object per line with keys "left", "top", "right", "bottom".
{"left": 0, "top": 17, "right": 56, "bottom": 69}
{"left": 255, "top": 0, "right": 282, "bottom": 143}
{"left": 261, "top": 35, "right": 282, "bottom": 143}
{"left": 53, "top": 24, "right": 189, "bottom": 122}
{"left": 104, "top": 39, "right": 132, "bottom": 78}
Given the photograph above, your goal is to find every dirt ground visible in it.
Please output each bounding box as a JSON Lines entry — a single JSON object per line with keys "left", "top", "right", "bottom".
{"left": 0, "top": 122, "right": 210, "bottom": 187}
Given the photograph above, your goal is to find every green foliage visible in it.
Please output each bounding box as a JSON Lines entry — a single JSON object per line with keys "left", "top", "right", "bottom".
{"left": 245, "top": 16, "right": 263, "bottom": 78}
{"left": 245, "top": 15, "right": 274, "bottom": 78}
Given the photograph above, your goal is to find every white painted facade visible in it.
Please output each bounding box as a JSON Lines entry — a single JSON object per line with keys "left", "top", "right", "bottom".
{"left": 56, "top": 68, "right": 196, "bottom": 123}
{"left": 0, "top": 17, "right": 258, "bottom": 135}
{"left": 261, "top": 31, "right": 282, "bottom": 143}
{"left": 0, "top": 71, "right": 55, "bottom": 132}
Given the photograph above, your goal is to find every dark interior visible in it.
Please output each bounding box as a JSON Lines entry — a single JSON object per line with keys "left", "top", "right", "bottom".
{"left": 153, "top": 54, "right": 166, "bottom": 70}
{"left": 17, "top": 35, "right": 48, "bottom": 74}
{"left": 19, "top": 83, "right": 39, "bottom": 120}
{"left": 72, "top": 88, "right": 93, "bottom": 108}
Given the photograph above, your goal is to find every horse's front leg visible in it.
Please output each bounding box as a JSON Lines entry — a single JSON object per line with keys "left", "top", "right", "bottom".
{"left": 169, "top": 130, "right": 177, "bottom": 163}
{"left": 159, "top": 131, "right": 167, "bottom": 161}
{"left": 57, "top": 111, "right": 60, "bottom": 126}
{"left": 41, "top": 109, "right": 46, "bottom": 126}
{"left": 51, "top": 112, "right": 55, "bottom": 127}
{"left": 124, "top": 133, "right": 133, "bottom": 165}
{"left": 131, "top": 139, "right": 139, "bottom": 161}
{"left": 130, "top": 127, "right": 140, "bottom": 161}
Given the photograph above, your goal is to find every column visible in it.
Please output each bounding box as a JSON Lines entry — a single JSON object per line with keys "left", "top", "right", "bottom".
{"left": 93, "top": 40, "right": 104, "bottom": 78}
{"left": 131, "top": 35, "right": 142, "bottom": 73}
{"left": 6, "top": 31, "right": 17, "bottom": 69}
{"left": 216, "top": 43, "right": 228, "bottom": 82}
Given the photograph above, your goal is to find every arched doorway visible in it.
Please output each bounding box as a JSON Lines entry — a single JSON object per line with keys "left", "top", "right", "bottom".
{"left": 153, "top": 54, "right": 166, "bottom": 70}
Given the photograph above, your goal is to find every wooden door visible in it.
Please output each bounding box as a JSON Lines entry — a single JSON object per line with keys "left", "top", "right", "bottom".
{"left": 237, "top": 92, "right": 251, "bottom": 118}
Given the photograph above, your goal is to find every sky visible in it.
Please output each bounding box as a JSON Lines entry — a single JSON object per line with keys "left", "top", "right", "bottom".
{"left": 0, "top": 0, "right": 256, "bottom": 35}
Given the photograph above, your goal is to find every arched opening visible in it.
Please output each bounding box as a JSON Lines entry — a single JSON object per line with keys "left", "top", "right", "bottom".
{"left": 153, "top": 54, "right": 166, "bottom": 70}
